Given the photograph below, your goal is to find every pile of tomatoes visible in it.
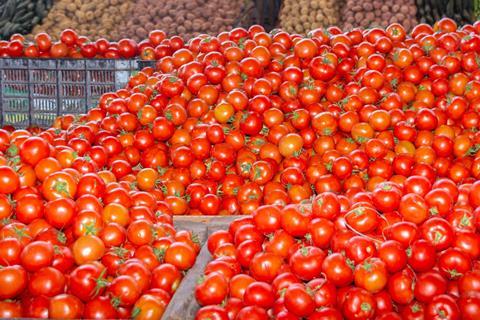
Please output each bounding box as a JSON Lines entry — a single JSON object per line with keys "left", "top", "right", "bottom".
{"left": 157, "top": 18, "right": 480, "bottom": 320}
{"left": 0, "top": 103, "right": 207, "bottom": 315}
{"left": 197, "top": 186, "right": 480, "bottom": 319}
{"left": 0, "top": 29, "right": 169, "bottom": 59}
{"left": 2, "top": 15, "right": 480, "bottom": 319}
{"left": 46, "top": 17, "right": 480, "bottom": 218}
{"left": 0, "top": 134, "right": 202, "bottom": 318}
{"left": 0, "top": 133, "right": 202, "bottom": 318}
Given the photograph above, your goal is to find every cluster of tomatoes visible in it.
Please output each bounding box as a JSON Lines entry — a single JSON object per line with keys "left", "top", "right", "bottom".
{"left": 197, "top": 186, "right": 480, "bottom": 320}
{"left": 1, "top": 15, "right": 480, "bottom": 319}
{"left": 45, "top": 17, "right": 480, "bottom": 217}
{"left": 0, "top": 29, "right": 169, "bottom": 59}
{"left": 0, "top": 132, "right": 202, "bottom": 315}
{"left": 137, "top": 17, "right": 480, "bottom": 320}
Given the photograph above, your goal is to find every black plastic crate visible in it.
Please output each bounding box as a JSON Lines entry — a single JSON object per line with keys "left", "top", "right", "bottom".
{"left": 0, "top": 59, "right": 149, "bottom": 128}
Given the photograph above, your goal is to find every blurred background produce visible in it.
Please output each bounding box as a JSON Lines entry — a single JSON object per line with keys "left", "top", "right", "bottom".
{"left": 0, "top": 0, "right": 53, "bottom": 39}
{"left": 29, "top": 0, "right": 132, "bottom": 41}
{"left": 124, "top": 0, "right": 256, "bottom": 41}
{"left": 25, "top": 0, "right": 256, "bottom": 41}
{"left": 278, "top": 0, "right": 343, "bottom": 34}
{"left": 1, "top": 0, "right": 478, "bottom": 40}
{"left": 416, "top": 0, "right": 473, "bottom": 26}
{"left": 340, "top": 0, "right": 418, "bottom": 31}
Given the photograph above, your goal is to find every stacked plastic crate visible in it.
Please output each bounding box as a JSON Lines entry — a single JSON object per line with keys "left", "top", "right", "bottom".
{"left": 0, "top": 59, "right": 142, "bottom": 128}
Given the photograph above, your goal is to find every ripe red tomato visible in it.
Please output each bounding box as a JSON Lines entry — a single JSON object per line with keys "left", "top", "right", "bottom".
{"left": 49, "top": 294, "right": 83, "bottom": 319}
{"left": 414, "top": 271, "right": 447, "bottom": 303}
{"left": 342, "top": 287, "right": 376, "bottom": 320}
{"left": 0, "top": 166, "right": 19, "bottom": 194}
{"left": 284, "top": 283, "right": 316, "bottom": 317}
{"left": 164, "top": 242, "right": 196, "bottom": 270}
{"left": 69, "top": 263, "right": 106, "bottom": 302}
{"left": 151, "top": 263, "right": 182, "bottom": 294}
{"left": 107, "top": 275, "right": 140, "bottom": 307}
{"left": 0, "top": 265, "right": 27, "bottom": 299}
{"left": 322, "top": 253, "right": 354, "bottom": 287}
{"left": 289, "top": 246, "right": 325, "bottom": 281}
{"left": 29, "top": 266, "right": 66, "bottom": 297}
{"left": 20, "top": 136, "right": 50, "bottom": 165}
{"left": 118, "top": 39, "right": 138, "bottom": 58}
{"left": 35, "top": 33, "right": 52, "bottom": 51}
{"left": 377, "top": 240, "right": 407, "bottom": 273}
{"left": 20, "top": 240, "right": 54, "bottom": 272}
{"left": 195, "top": 272, "right": 229, "bottom": 306}
{"left": 249, "top": 252, "right": 284, "bottom": 283}
{"left": 243, "top": 281, "right": 274, "bottom": 309}
{"left": 399, "top": 193, "right": 429, "bottom": 224}
{"left": 83, "top": 296, "right": 118, "bottom": 319}
{"left": 425, "top": 294, "right": 460, "bottom": 320}
{"left": 354, "top": 257, "right": 388, "bottom": 293}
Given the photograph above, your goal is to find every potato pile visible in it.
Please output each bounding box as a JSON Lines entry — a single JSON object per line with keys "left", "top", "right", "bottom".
{"left": 279, "top": 0, "right": 342, "bottom": 34}
{"left": 341, "top": 0, "right": 418, "bottom": 31}
{"left": 29, "top": 0, "right": 132, "bottom": 41}
{"left": 123, "top": 0, "right": 255, "bottom": 40}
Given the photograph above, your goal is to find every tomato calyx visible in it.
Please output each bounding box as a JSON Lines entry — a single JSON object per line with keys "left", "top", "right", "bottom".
{"left": 8, "top": 157, "right": 20, "bottom": 168}
{"left": 346, "top": 258, "right": 356, "bottom": 270}
{"left": 467, "top": 144, "right": 480, "bottom": 156}
{"left": 6, "top": 144, "right": 18, "bottom": 157}
{"left": 437, "top": 309, "right": 447, "bottom": 319}
{"left": 112, "top": 246, "right": 129, "bottom": 262}
{"left": 300, "top": 246, "right": 309, "bottom": 256}
{"left": 154, "top": 248, "right": 166, "bottom": 262}
{"left": 53, "top": 181, "right": 71, "bottom": 197}
{"left": 411, "top": 302, "right": 422, "bottom": 313}
{"left": 360, "top": 302, "right": 372, "bottom": 311}
{"left": 12, "top": 226, "right": 31, "bottom": 240}
{"left": 157, "top": 166, "right": 167, "bottom": 176}
{"left": 131, "top": 306, "right": 142, "bottom": 319}
{"left": 447, "top": 269, "right": 462, "bottom": 279}
{"left": 429, "top": 207, "right": 439, "bottom": 216}
{"left": 304, "top": 233, "right": 312, "bottom": 244}
{"left": 82, "top": 222, "right": 98, "bottom": 236}
{"left": 361, "top": 261, "right": 373, "bottom": 272}
{"left": 305, "top": 286, "right": 315, "bottom": 297}
{"left": 57, "top": 231, "right": 67, "bottom": 244}
{"left": 53, "top": 245, "right": 62, "bottom": 255}
{"left": 111, "top": 296, "right": 121, "bottom": 309}
{"left": 406, "top": 247, "right": 412, "bottom": 257}
{"left": 288, "top": 86, "right": 297, "bottom": 96}
{"left": 381, "top": 184, "right": 392, "bottom": 191}
{"left": 433, "top": 231, "right": 444, "bottom": 244}
{"left": 0, "top": 217, "right": 12, "bottom": 226}
{"left": 93, "top": 268, "right": 109, "bottom": 297}
{"left": 459, "top": 214, "right": 472, "bottom": 228}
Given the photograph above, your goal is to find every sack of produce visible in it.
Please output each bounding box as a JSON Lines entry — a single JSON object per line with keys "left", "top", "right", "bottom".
{"left": 341, "top": 0, "right": 418, "bottom": 31}
{"left": 29, "top": 0, "right": 133, "bottom": 41}
{"left": 123, "top": 0, "right": 255, "bottom": 41}
{"left": 279, "top": 0, "right": 343, "bottom": 34}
